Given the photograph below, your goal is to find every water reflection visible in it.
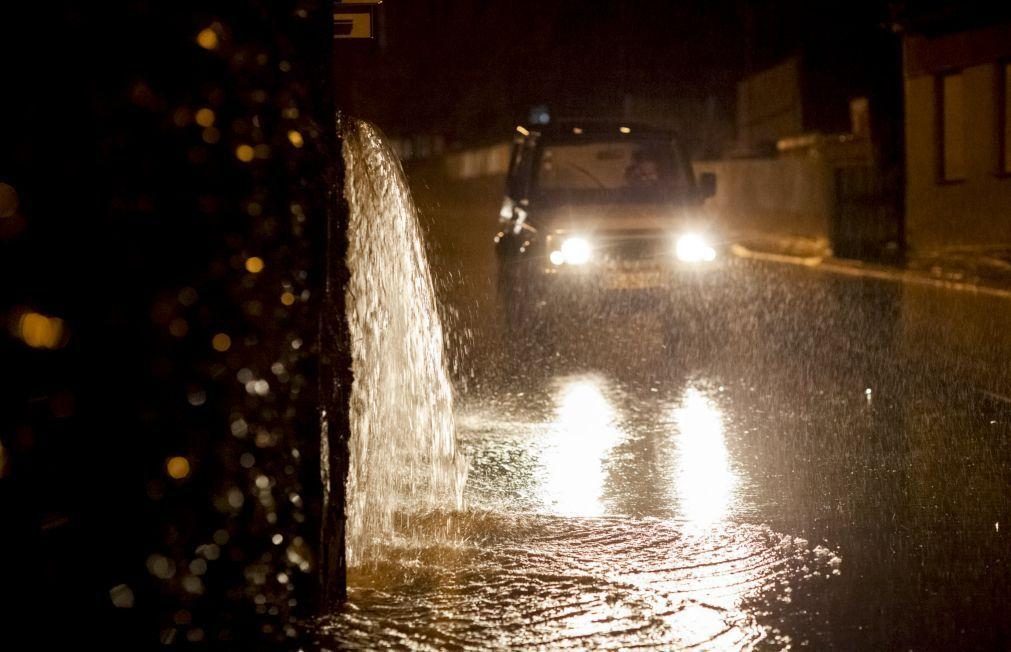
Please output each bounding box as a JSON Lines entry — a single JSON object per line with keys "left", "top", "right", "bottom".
{"left": 539, "top": 375, "right": 623, "bottom": 516}
{"left": 322, "top": 379, "right": 843, "bottom": 649}
{"left": 672, "top": 387, "right": 738, "bottom": 526}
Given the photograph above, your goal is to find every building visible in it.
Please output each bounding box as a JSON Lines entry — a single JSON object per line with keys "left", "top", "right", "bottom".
{"left": 735, "top": 56, "right": 857, "bottom": 156}
{"left": 902, "top": 20, "right": 1011, "bottom": 250}
{"left": 695, "top": 51, "right": 897, "bottom": 256}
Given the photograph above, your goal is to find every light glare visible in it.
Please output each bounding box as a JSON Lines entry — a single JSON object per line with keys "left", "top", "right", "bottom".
{"left": 676, "top": 234, "right": 716, "bottom": 263}
{"left": 560, "top": 237, "right": 592, "bottom": 265}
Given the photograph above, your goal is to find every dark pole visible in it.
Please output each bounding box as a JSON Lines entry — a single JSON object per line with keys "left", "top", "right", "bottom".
{"left": 319, "top": 0, "right": 378, "bottom": 609}
{"left": 318, "top": 118, "right": 352, "bottom": 607}
{"left": 318, "top": 11, "right": 351, "bottom": 610}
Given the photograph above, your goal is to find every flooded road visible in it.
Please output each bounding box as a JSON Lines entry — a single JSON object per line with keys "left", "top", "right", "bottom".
{"left": 315, "top": 167, "right": 1010, "bottom": 650}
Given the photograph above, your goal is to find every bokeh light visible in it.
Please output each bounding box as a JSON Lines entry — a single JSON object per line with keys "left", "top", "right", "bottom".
{"left": 0, "top": 182, "right": 18, "bottom": 218}
{"left": 245, "top": 256, "right": 264, "bottom": 273}
{"left": 16, "top": 310, "right": 66, "bottom": 349}
{"left": 167, "top": 456, "right": 191, "bottom": 480}
{"left": 196, "top": 27, "right": 218, "bottom": 50}
{"left": 195, "top": 107, "right": 215, "bottom": 127}
{"left": 169, "top": 317, "right": 189, "bottom": 338}
{"left": 235, "top": 144, "right": 255, "bottom": 162}
{"left": 202, "top": 127, "right": 221, "bottom": 144}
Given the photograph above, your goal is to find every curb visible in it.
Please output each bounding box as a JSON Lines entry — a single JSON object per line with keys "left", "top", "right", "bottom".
{"left": 730, "top": 243, "right": 1011, "bottom": 300}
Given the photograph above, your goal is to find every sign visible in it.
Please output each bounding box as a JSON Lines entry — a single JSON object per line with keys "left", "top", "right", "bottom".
{"left": 333, "top": 0, "right": 381, "bottom": 39}
{"left": 333, "top": 3, "right": 376, "bottom": 40}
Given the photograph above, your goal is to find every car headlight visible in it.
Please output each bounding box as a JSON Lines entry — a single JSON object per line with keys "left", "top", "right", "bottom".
{"left": 551, "top": 236, "right": 592, "bottom": 266}
{"left": 675, "top": 233, "right": 716, "bottom": 263}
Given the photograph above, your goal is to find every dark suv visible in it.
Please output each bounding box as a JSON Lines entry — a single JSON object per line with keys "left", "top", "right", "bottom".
{"left": 495, "top": 120, "right": 719, "bottom": 319}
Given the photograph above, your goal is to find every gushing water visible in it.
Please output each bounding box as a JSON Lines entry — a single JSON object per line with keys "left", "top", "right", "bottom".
{"left": 339, "top": 119, "right": 466, "bottom": 565}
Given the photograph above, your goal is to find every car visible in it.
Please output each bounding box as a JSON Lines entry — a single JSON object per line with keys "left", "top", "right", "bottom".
{"left": 494, "top": 120, "right": 720, "bottom": 326}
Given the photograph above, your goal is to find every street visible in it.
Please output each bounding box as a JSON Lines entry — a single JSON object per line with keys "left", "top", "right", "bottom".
{"left": 318, "top": 170, "right": 1011, "bottom": 649}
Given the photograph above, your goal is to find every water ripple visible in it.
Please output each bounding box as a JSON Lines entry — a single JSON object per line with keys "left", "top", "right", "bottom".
{"left": 317, "top": 512, "right": 839, "bottom": 650}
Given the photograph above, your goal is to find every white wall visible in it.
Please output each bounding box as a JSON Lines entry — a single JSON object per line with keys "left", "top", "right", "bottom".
{"left": 905, "top": 64, "right": 1011, "bottom": 251}
{"left": 444, "top": 143, "right": 511, "bottom": 180}
{"left": 695, "top": 157, "right": 832, "bottom": 241}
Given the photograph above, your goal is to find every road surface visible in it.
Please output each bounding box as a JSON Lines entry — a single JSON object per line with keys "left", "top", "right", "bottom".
{"left": 317, "top": 168, "right": 1010, "bottom": 650}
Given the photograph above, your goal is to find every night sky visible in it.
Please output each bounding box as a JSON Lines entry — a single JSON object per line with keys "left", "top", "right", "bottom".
{"left": 346, "top": 0, "right": 900, "bottom": 143}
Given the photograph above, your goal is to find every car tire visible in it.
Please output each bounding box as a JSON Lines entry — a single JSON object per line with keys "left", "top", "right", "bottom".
{"left": 497, "top": 258, "right": 541, "bottom": 333}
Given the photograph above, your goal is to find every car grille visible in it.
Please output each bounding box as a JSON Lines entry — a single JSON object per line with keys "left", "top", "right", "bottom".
{"left": 596, "top": 232, "right": 668, "bottom": 266}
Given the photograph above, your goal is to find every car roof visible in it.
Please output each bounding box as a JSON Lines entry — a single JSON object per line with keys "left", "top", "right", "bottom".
{"left": 517, "top": 120, "right": 676, "bottom": 144}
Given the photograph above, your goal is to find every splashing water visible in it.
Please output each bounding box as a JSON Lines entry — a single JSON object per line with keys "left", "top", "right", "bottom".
{"left": 340, "top": 119, "right": 467, "bottom": 565}
{"left": 319, "top": 121, "right": 848, "bottom": 649}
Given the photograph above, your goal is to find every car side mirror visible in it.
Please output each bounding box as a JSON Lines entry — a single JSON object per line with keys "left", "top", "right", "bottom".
{"left": 698, "top": 172, "right": 716, "bottom": 199}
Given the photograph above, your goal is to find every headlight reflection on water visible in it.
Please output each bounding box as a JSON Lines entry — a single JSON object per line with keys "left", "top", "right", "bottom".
{"left": 673, "top": 387, "right": 738, "bottom": 526}
{"left": 326, "top": 382, "right": 840, "bottom": 650}
{"left": 536, "top": 379, "right": 739, "bottom": 523}
{"left": 539, "top": 375, "right": 622, "bottom": 516}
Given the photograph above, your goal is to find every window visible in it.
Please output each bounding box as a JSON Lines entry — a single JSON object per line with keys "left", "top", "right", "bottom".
{"left": 1001, "top": 62, "right": 1011, "bottom": 174}
{"left": 938, "top": 72, "right": 966, "bottom": 182}
{"left": 534, "top": 141, "right": 692, "bottom": 201}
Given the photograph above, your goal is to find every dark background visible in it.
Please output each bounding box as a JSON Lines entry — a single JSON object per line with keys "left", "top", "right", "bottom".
{"left": 346, "top": 0, "right": 902, "bottom": 149}
{"left": 0, "top": 1, "right": 332, "bottom": 647}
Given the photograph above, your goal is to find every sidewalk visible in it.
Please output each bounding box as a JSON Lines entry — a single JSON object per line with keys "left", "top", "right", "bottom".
{"left": 731, "top": 235, "right": 1011, "bottom": 300}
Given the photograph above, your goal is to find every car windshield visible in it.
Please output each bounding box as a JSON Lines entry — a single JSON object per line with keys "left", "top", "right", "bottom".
{"left": 533, "top": 139, "right": 693, "bottom": 203}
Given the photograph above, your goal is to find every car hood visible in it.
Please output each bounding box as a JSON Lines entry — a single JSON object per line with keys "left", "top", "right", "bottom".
{"left": 536, "top": 202, "right": 710, "bottom": 235}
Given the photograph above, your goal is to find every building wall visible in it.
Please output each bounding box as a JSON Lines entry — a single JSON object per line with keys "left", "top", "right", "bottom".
{"left": 904, "top": 26, "right": 1011, "bottom": 251}
{"left": 736, "top": 57, "right": 804, "bottom": 152}
{"left": 695, "top": 157, "right": 832, "bottom": 241}
{"left": 443, "top": 142, "right": 511, "bottom": 180}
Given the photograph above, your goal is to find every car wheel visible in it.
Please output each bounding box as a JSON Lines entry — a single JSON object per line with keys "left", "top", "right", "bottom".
{"left": 498, "top": 258, "right": 540, "bottom": 332}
